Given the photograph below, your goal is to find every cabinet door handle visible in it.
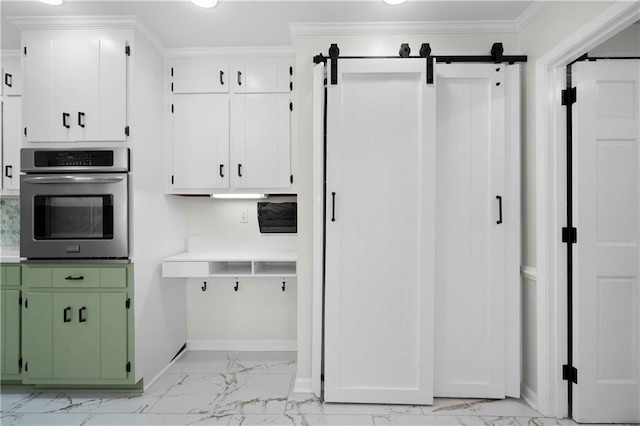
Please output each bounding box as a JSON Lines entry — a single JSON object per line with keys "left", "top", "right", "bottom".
{"left": 62, "top": 112, "right": 70, "bottom": 129}
{"left": 237, "top": 71, "right": 242, "bottom": 86}
{"left": 4, "top": 73, "right": 12, "bottom": 88}
{"left": 496, "top": 195, "right": 503, "bottom": 225}
{"left": 63, "top": 306, "right": 72, "bottom": 323}
{"left": 238, "top": 164, "right": 242, "bottom": 177}
{"left": 220, "top": 70, "right": 225, "bottom": 85}
{"left": 219, "top": 164, "right": 224, "bottom": 178}
{"left": 331, "top": 192, "right": 336, "bottom": 222}
{"left": 4, "top": 165, "right": 12, "bottom": 178}
{"left": 65, "top": 275, "right": 84, "bottom": 281}
{"left": 78, "top": 112, "right": 85, "bottom": 128}
{"left": 79, "top": 307, "right": 87, "bottom": 323}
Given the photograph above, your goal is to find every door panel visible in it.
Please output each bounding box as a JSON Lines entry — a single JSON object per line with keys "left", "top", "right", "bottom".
{"left": 98, "top": 38, "right": 127, "bottom": 142}
{"left": 324, "top": 59, "right": 435, "bottom": 404}
{"left": 434, "top": 64, "right": 506, "bottom": 398}
{"left": 22, "top": 292, "right": 53, "bottom": 380}
{"left": 171, "top": 57, "right": 229, "bottom": 94}
{"left": 24, "top": 38, "right": 53, "bottom": 142}
{"left": 100, "top": 292, "right": 128, "bottom": 379}
{"left": 573, "top": 60, "right": 640, "bottom": 424}
{"left": 1, "top": 289, "right": 21, "bottom": 376}
{"left": 172, "top": 94, "right": 229, "bottom": 190}
{"left": 53, "top": 292, "right": 100, "bottom": 379}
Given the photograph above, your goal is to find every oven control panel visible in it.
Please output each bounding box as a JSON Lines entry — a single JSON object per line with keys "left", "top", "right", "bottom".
{"left": 21, "top": 148, "right": 129, "bottom": 172}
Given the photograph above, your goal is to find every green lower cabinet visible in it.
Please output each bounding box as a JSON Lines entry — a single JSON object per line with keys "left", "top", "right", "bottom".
{"left": 22, "top": 264, "right": 134, "bottom": 386}
{"left": 1, "top": 289, "right": 21, "bottom": 378}
{"left": 1, "top": 264, "right": 22, "bottom": 381}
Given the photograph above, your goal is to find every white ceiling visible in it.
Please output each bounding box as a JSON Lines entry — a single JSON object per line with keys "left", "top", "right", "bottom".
{"left": 1, "top": 0, "right": 536, "bottom": 50}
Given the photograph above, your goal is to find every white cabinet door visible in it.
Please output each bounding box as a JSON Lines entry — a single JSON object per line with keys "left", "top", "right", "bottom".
{"left": 172, "top": 94, "right": 229, "bottom": 190}
{"left": 573, "top": 60, "right": 640, "bottom": 424}
{"left": 433, "top": 63, "right": 507, "bottom": 398}
{"left": 1, "top": 96, "right": 21, "bottom": 191}
{"left": 230, "top": 93, "right": 291, "bottom": 190}
{"left": 2, "top": 60, "right": 21, "bottom": 97}
{"left": 25, "top": 35, "right": 127, "bottom": 142}
{"left": 171, "top": 57, "right": 229, "bottom": 94}
{"left": 324, "top": 59, "right": 436, "bottom": 404}
{"left": 232, "top": 59, "right": 292, "bottom": 94}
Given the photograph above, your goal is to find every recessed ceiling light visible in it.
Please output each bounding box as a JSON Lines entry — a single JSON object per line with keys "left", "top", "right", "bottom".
{"left": 383, "top": 0, "right": 408, "bottom": 5}
{"left": 190, "top": 0, "right": 218, "bottom": 8}
{"left": 39, "top": 0, "right": 63, "bottom": 5}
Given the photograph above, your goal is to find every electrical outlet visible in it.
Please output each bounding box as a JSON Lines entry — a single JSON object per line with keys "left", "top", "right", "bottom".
{"left": 240, "top": 209, "right": 248, "bottom": 223}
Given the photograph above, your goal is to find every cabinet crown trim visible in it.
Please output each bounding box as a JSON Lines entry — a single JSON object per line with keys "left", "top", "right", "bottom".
{"left": 165, "top": 46, "right": 294, "bottom": 58}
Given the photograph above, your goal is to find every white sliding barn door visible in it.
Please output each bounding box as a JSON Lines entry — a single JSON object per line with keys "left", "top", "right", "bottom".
{"left": 434, "top": 63, "right": 508, "bottom": 398}
{"left": 324, "top": 59, "right": 436, "bottom": 404}
{"left": 573, "top": 60, "right": 640, "bottom": 424}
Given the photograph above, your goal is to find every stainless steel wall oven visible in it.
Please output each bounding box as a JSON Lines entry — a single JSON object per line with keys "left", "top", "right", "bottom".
{"left": 20, "top": 148, "right": 129, "bottom": 260}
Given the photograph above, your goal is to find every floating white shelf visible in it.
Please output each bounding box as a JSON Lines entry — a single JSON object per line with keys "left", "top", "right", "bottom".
{"left": 162, "top": 251, "right": 297, "bottom": 278}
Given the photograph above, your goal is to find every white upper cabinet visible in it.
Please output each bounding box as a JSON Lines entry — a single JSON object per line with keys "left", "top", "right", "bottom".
{"left": 2, "top": 59, "right": 21, "bottom": 97}
{"left": 168, "top": 53, "right": 294, "bottom": 194}
{"left": 232, "top": 59, "right": 292, "bottom": 94}
{"left": 23, "top": 32, "right": 128, "bottom": 143}
{"left": 171, "top": 57, "right": 229, "bottom": 94}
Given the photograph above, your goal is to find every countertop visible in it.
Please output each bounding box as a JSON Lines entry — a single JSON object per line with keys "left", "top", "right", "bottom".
{"left": 0, "top": 247, "right": 22, "bottom": 263}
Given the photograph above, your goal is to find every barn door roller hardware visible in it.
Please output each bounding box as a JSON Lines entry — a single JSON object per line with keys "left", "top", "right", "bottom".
{"left": 313, "top": 42, "right": 527, "bottom": 86}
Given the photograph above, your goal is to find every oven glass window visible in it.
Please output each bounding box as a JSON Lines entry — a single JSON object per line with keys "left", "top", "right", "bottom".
{"left": 33, "top": 195, "right": 114, "bottom": 240}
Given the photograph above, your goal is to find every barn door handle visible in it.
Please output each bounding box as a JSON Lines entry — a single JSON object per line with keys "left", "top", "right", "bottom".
{"left": 220, "top": 70, "right": 225, "bottom": 85}
{"left": 496, "top": 195, "right": 503, "bottom": 225}
{"left": 4, "top": 165, "right": 12, "bottom": 178}
{"left": 331, "top": 192, "right": 336, "bottom": 222}
{"left": 79, "top": 307, "right": 87, "bottom": 323}
{"left": 237, "top": 71, "right": 242, "bottom": 86}
{"left": 4, "top": 73, "right": 12, "bottom": 88}
{"left": 78, "top": 112, "right": 85, "bottom": 128}
{"left": 219, "top": 164, "right": 224, "bottom": 178}
{"left": 62, "top": 113, "right": 70, "bottom": 128}
{"left": 63, "top": 307, "right": 72, "bottom": 323}
{"left": 238, "top": 164, "right": 243, "bottom": 177}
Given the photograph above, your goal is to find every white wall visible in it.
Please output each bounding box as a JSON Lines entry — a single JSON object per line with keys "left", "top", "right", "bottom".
{"left": 184, "top": 197, "right": 297, "bottom": 347}
{"left": 294, "top": 32, "right": 520, "bottom": 382}
{"left": 590, "top": 21, "right": 640, "bottom": 56}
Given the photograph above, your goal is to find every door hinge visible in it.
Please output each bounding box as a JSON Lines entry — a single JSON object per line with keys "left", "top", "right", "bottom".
{"left": 19, "top": 294, "right": 22, "bottom": 306}
{"left": 23, "top": 46, "right": 27, "bottom": 56}
{"left": 171, "top": 82, "right": 174, "bottom": 92}
{"left": 171, "top": 175, "right": 174, "bottom": 185}
{"left": 562, "top": 87, "right": 577, "bottom": 106}
{"left": 289, "top": 66, "right": 293, "bottom": 76}
{"left": 126, "top": 361, "right": 131, "bottom": 373}
{"left": 126, "top": 298, "right": 131, "bottom": 309}
{"left": 171, "top": 104, "right": 174, "bottom": 114}
{"left": 289, "top": 102, "right": 293, "bottom": 112}
{"left": 25, "top": 362, "right": 28, "bottom": 372}
{"left": 563, "top": 364, "right": 578, "bottom": 384}
{"left": 290, "top": 81, "right": 293, "bottom": 91}
{"left": 562, "top": 227, "right": 577, "bottom": 244}
{"left": 24, "top": 127, "right": 27, "bottom": 137}
{"left": 125, "top": 126, "right": 130, "bottom": 137}
{"left": 171, "top": 67, "right": 174, "bottom": 77}
{"left": 18, "top": 357, "right": 22, "bottom": 370}
{"left": 290, "top": 174, "right": 294, "bottom": 184}
{"left": 125, "top": 45, "right": 131, "bottom": 56}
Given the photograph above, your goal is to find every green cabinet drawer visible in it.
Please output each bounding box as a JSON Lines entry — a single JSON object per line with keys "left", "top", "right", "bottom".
{"left": 22, "top": 266, "right": 52, "bottom": 287}
{"left": 99, "top": 267, "right": 127, "bottom": 288}
{"left": 52, "top": 268, "right": 100, "bottom": 288}
{"left": 1, "top": 265, "right": 21, "bottom": 287}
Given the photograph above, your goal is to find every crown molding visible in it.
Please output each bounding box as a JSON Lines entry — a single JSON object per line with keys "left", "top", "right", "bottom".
{"left": 516, "top": 1, "right": 548, "bottom": 31}
{"left": 0, "top": 50, "right": 21, "bottom": 60}
{"left": 290, "top": 20, "right": 521, "bottom": 39}
{"left": 165, "top": 46, "right": 295, "bottom": 58}
{"left": 7, "top": 15, "right": 165, "bottom": 54}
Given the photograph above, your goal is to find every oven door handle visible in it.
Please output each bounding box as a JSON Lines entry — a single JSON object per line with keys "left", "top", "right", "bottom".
{"left": 22, "top": 176, "right": 125, "bottom": 184}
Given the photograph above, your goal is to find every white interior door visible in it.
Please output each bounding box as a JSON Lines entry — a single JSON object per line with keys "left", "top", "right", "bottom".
{"left": 324, "top": 59, "right": 436, "bottom": 404}
{"left": 573, "top": 59, "right": 640, "bottom": 424}
{"left": 434, "top": 63, "right": 507, "bottom": 398}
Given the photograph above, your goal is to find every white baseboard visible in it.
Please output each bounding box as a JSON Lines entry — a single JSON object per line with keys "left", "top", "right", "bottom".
{"left": 143, "top": 346, "right": 187, "bottom": 391}
{"left": 186, "top": 340, "right": 297, "bottom": 352}
{"left": 293, "top": 376, "right": 314, "bottom": 394}
{"left": 521, "top": 382, "right": 539, "bottom": 412}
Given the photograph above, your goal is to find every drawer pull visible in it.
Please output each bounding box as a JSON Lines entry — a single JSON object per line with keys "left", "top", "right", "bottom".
{"left": 65, "top": 275, "right": 84, "bottom": 281}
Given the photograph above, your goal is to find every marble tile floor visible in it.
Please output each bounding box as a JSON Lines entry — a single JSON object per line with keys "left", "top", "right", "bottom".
{"left": 1, "top": 351, "right": 582, "bottom": 425}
